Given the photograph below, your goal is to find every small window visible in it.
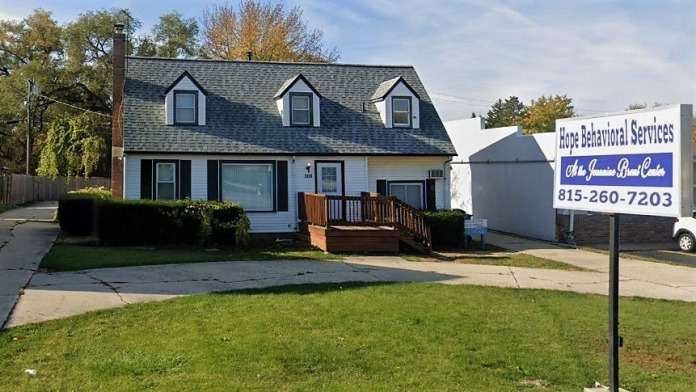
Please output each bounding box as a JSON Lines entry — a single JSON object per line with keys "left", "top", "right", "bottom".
{"left": 156, "top": 162, "right": 176, "bottom": 200}
{"left": 290, "top": 93, "right": 312, "bottom": 126}
{"left": 321, "top": 166, "right": 338, "bottom": 193}
{"left": 392, "top": 97, "right": 411, "bottom": 127}
{"left": 221, "top": 163, "right": 274, "bottom": 211}
{"left": 174, "top": 91, "right": 197, "bottom": 124}
{"left": 389, "top": 182, "right": 422, "bottom": 209}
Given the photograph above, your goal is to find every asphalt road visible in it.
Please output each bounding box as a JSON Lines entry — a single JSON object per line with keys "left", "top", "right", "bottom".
{"left": 626, "top": 249, "right": 696, "bottom": 267}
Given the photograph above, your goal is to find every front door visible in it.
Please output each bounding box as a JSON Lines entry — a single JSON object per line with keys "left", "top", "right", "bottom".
{"left": 316, "top": 162, "right": 343, "bottom": 195}
{"left": 316, "top": 162, "right": 344, "bottom": 222}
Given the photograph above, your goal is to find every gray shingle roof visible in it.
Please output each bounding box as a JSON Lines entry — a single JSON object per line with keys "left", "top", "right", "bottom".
{"left": 123, "top": 57, "right": 456, "bottom": 155}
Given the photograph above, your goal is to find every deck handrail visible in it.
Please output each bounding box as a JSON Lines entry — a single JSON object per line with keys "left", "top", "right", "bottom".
{"left": 299, "top": 192, "right": 432, "bottom": 248}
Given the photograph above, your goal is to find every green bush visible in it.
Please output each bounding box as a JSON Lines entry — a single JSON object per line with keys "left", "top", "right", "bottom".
{"left": 423, "top": 209, "right": 469, "bottom": 249}
{"left": 58, "top": 188, "right": 112, "bottom": 236}
{"left": 94, "top": 199, "right": 246, "bottom": 246}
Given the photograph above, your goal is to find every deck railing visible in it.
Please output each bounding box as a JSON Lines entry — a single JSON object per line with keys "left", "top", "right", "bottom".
{"left": 299, "top": 192, "right": 432, "bottom": 248}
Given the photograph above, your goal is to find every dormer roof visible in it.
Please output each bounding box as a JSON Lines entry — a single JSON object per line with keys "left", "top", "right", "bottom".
{"left": 163, "top": 70, "right": 208, "bottom": 96}
{"left": 370, "top": 76, "right": 420, "bottom": 102}
{"left": 273, "top": 74, "right": 322, "bottom": 99}
{"left": 122, "top": 57, "right": 456, "bottom": 156}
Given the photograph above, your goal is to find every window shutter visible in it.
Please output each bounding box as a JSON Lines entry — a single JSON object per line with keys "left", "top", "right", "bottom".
{"left": 207, "top": 160, "right": 219, "bottom": 201}
{"left": 180, "top": 160, "right": 191, "bottom": 199}
{"left": 376, "top": 179, "right": 387, "bottom": 196}
{"left": 140, "top": 160, "right": 153, "bottom": 199}
{"left": 426, "top": 179, "right": 436, "bottom": 211}
{"left": 277, "top": 160, "right": 288, "bottom": 211}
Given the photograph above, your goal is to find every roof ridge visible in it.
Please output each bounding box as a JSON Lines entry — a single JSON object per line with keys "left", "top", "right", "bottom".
{"left": 126, "top": 56, "right": 415, "bottom": 69}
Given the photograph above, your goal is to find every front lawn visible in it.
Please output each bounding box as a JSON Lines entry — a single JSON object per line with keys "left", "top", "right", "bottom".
{"left": 1, "top": 284, "right": 694, "bottom": 391}
{"left": 41, "top": 244, "right": 341, "bottom": 272}
{"left": 404, "top": 252, "right": 585, "bottom": 271}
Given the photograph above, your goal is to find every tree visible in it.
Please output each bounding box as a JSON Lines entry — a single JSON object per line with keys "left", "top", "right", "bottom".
{"left": 201, "top": 0, "right": 338, "bottom": 62}
{"left": 0, "top": 9, "right": 134, "bottom": 175}
{"left": 626, "top": 103, "right": 647, "bottom": 111}
{"left": 137, "top": 12, "right": 199, "bottom": 58}
{"left": 37, "top": 113, "right": 109, "bottom": 177}
{"left": 521, "top": 95, "right": 575, "bottom": 134}
{"left": 484, "top": 96, "right": 527, "bottom": 128}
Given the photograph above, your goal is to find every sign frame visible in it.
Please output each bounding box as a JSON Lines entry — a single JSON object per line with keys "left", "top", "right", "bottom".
{"left": 552, "top": 104, "right": 693, "bottom": 218}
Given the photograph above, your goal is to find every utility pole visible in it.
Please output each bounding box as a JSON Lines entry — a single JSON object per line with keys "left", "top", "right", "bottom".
{"left": 25, "top": 79, "right": 32, "bottom": 175}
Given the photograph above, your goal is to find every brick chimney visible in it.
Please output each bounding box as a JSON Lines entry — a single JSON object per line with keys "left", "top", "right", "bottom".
{"left": 111, "top": 24, "right": 125, "bottom": 198}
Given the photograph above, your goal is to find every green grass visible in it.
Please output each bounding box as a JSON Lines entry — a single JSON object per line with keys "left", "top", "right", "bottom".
{"left": 41, "top": 244, "right": 341, "bottom": 272}
{"left": 0, "top": 204, "right": 11, "bottom": 214}
{"left": 404, "top": 252, "right": 586, "bottom": 271}
{"left": 1, "top": 283, "right": 694, "bottom": 391}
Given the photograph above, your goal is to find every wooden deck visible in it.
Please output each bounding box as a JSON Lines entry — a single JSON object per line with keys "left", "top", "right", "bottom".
{"left": 299, "top": 193, "right": 432, "bottom": 253}
{"left": 308, "top": 225, "right": 400, "bottom": 253}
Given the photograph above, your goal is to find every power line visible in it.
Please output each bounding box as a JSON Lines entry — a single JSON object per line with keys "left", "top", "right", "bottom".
{"left": 37, "top": 94, "right": 111, "bottom": 119}
{"left": 431, "top": 91, "right": 615, "bottom": 115}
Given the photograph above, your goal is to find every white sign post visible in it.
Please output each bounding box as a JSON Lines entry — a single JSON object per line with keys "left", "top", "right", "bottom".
{"left": 552, "top": 104, "right": 693, "bottom": 392}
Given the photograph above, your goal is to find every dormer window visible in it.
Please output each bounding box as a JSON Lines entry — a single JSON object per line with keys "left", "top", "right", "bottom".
{"left": 274, "top": 74, "right": 321, "bottom": 127}
{"left": 164, "top": 71, "right": 207, "bottom": 126}
{"left": 392, "top": 97, "right": 412, "bottom": 127}
{"left": 174, "top": 91, "right": 198, "bottom": 124}
{"left": 371, "top": 76, "right": 421, "bottom": 129}
{"left": 290, "top": 93, "right": 313, "bottom": 126}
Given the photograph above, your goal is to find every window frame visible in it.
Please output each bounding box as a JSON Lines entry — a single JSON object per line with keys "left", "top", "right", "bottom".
{"left": 391, "top": 96, "right": 412, "bottom": 128}
{"left": 218, "top": 160, "right": 277, "bottom": 213}
{"left": 173, "top": 90, "right": 198, "bottom": 125}
{"left": 289, "top": 92, "right": 313, "bottom": 127}
{"left": 155, "top": 162, "right": 177, "bottom": 200}
{"left": 388, "top": 180, "right": 424, "bottom": 210}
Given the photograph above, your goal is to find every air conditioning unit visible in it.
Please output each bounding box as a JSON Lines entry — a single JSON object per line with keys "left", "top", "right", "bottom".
{"left": 428, "top": 169, "right": 444, "bottom": 179}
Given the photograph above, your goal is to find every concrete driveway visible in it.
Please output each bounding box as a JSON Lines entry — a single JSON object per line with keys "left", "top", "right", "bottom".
{"left": 0, "top": 202, "right": 59, "bottom": 328}
{"left": 8, "top": 252, "right": 696, "bottom": 327}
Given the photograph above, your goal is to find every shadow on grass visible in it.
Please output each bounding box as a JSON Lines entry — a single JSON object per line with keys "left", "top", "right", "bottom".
{"left": 210, "top": 281, "right": 401, "bottom": 296}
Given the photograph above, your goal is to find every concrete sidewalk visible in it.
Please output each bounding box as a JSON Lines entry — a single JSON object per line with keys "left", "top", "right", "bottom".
{"left": 0, "top": 202, "right": 59, "bottom": 328}
{"left": 9, "top": 253, "right": 696, "bottom": 327}
{"left": 486, "top": 231, "right": 696, "bottom": 293}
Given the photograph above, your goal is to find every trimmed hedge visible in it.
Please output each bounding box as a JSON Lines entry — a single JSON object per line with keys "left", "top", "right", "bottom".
{"left": 58, "top": 188, "right": 112, "bottom": 236}
{"left": 423, "top": 209, "right": 469, "bottom": 249}
{"left": 58, "top": 196, "right": 248, "bottom": 246}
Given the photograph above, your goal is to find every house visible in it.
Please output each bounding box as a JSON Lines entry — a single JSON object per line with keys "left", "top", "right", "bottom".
{"left": 110, "top": 25, "right": 456, "bottom": 241}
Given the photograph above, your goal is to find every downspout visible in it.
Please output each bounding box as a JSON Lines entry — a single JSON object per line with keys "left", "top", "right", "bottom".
{"left": 443, "top": 157, "right": 453, "bottom": 210}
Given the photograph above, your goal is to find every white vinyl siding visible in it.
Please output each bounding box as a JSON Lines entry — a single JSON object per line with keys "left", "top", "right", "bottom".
{"left": 368, "top": 156, "right": 450, "bottom": 209}
{"left": 124, "top": 155, "right": 447, "bottom": 232}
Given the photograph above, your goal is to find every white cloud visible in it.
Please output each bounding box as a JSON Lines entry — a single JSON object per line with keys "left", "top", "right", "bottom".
{"left": 310, "top": 0, "right": 695, "bottom": 120}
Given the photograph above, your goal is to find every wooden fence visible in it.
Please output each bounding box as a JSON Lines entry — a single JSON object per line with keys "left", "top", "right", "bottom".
{"left": 0, "top": 175, "right": 110, "bottom": 205}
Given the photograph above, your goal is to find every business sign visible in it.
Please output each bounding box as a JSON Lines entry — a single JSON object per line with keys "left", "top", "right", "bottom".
{"left": 553, "top": 104, "right": 693, "bottom": 217}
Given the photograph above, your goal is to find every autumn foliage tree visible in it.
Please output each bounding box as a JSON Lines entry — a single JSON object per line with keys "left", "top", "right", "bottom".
{"left": 201, "top": 0, "right": 339, "bottom": 62}
{"left": 520, "top": 95, "right": 575, "bottom": 134}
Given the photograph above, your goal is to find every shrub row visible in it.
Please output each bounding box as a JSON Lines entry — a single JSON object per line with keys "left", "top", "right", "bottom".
{"left": 58, "top": 187, "right": 112, "bottom": 236}
{"left": 59, "top": 191, "right": 249, "bottom": 246}
{"left": 423, "top": 209, "right": 469, "bottom": 249}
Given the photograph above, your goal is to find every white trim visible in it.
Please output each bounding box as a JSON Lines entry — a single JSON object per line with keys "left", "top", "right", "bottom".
{"left": 155, "top": 162, "right": 176, "bottom": 200}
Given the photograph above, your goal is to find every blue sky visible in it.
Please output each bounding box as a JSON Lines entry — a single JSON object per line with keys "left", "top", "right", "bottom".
{"left": 1, "top": 0, "right": 694, "bottom": 121}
